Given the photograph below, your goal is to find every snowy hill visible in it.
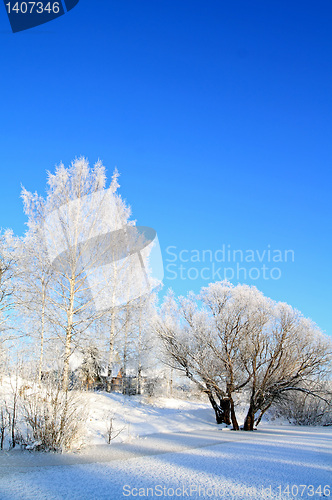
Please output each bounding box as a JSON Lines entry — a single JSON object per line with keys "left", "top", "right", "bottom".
{"left": 0, "top": 384, "right": 332, "bottom": 499}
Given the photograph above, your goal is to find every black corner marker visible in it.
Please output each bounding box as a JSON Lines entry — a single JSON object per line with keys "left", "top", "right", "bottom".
{"left": 3, "top": 0, "right": 80, "bottom": 33}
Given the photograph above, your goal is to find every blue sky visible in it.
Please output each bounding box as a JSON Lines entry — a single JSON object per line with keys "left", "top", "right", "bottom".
{"left": 0, "top": 1, "right": 331, "bottom": 334}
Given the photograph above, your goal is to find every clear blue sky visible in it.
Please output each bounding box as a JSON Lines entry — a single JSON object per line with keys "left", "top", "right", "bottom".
{"left": 0, "top": 1, "right": 331, "bottom": 335}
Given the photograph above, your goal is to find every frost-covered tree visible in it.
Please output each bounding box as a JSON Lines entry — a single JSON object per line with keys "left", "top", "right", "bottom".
{"left": 134, "top": 292, "right": 160, "bottom": 395}
{"left": 156, "top": 281, "right": 332, "bottom": 430}
{"left": 0, "top": 230, "right": 19, "bottom": 348}
{"left": 155, "top": 285, "right": 254, "bottom": 428}
{"left": 77, "top": 344, "right": 104, "bottom": 390}
{"left": 14, "top": 228, "right": 55, "bottom": 383}
{"left": 21, "top": 158, "right": 135, "bottom": 389}
{"left": 104, "top": 289, "right": 159, "bottom": 395}
{"left": 242, "top": 304, "right": 332, "bottom": 430}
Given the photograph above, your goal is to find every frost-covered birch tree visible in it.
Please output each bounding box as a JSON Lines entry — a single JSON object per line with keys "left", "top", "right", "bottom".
{"left": 14, "top": 227, "right": 55, "bottom": 382}
{"left": 133, "top": 291, "right": 159, "bottom": 395}
{"left": 21, "top": 158, "right": 135, "bottom": 389}
{"left": 0, "top": 230, "right": 19, "bottom": 350}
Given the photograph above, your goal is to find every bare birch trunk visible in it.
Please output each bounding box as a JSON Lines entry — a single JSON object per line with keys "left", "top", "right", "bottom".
{"left": 107, "top": 307, "right": 116, "bottom": 392}
{"left": 136, "top": 299, "right": 142, "bottom": 395}
{"left": 38, "top": 281, "right": 46, "bottom": 384}
{"left": 107, "top": 258, "right": 118, "bottom": 392}
{"left": 62, "top": 278, "right": 75, "bottom": 390}
{"left": 122, "top": 303, "right": 130, "bottom": 395}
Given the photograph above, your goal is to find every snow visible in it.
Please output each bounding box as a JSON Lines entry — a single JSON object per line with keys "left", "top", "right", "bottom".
{"left": 84, "top": 392, "right": 216, "bottom": 445}
{"left": 0, "top": 391, "right": 331, "bottom": 499}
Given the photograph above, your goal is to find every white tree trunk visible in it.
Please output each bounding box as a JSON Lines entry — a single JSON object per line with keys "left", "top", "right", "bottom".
{"left": 37, "top": 281, "right": 46, "bottom": 384}
{"left": 62, "top": 278, "right": 75, "bottom": 390}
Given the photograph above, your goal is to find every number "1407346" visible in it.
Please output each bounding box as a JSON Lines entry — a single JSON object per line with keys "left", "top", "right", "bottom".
{"left": 6, "top": 2, "right": 61, "bottom": 14}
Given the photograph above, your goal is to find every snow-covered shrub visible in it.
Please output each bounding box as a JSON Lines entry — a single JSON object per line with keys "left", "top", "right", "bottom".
{"left": 21, "top": 382, "right": 87, "bottom": 452}
{"left": 275, "top": 389, "right": 332, "bottom": 426}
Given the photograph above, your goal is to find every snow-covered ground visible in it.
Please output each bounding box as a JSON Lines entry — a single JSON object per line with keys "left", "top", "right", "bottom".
{"left": 0, "top": 391, "right": 331, "bottom": 499}
{"left": 85, "top": 392, "right": 218, "bottom": 445}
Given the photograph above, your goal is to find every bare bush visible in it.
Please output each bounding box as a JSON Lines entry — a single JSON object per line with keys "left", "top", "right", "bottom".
{"left": 21, "top": 382, "right": 87, "bottom": 452}
{"left": 275, "top": 383, "right": 332, "bottom": 426}
{"left": 104, "top": 411, "right": 126, "bottom": 444}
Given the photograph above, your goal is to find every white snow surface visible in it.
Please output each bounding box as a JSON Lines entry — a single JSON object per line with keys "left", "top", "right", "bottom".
{"left": 0, "top": 391, "right": 331, "bottom": 500}
{"left": 85, "top": 392, "right": 217, "bottom": 445}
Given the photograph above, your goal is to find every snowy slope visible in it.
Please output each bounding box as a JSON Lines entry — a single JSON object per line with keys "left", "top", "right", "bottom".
{"left": 84, "top": 392, "right": 217, "bottom": 445}
{"left": 0, "top": 390, "right": 331, "bottom": 499}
